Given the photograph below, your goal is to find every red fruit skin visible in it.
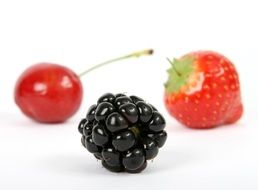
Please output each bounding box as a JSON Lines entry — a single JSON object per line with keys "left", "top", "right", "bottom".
{"left": 14, "top": 63, "right": 83, "bottom": 123}
{"left": 164, "top": 51, "right": 243, "bottom": 129}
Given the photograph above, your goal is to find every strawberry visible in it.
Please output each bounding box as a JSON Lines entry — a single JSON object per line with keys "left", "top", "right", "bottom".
{"left": 164, "top": 51, "right": 243, "bottom": 129}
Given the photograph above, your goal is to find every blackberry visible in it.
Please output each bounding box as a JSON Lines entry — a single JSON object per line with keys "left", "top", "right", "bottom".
{"left": 78, "top": 93, "right": 167, "bottom": 173}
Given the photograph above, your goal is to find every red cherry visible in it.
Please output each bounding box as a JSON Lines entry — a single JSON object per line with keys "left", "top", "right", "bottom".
{"left": 14, "top": 63, "right": 83, "bottom": 123}
{"left": 14, "top": 49, "right": 153, "bottom": 123}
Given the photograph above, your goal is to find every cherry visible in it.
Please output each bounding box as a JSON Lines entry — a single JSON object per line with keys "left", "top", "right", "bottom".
{"left": 14, "top": 49, "right": 153, "bottom": 123}
{"left": 14, "top": 63, "right": 83, "bottom": 123}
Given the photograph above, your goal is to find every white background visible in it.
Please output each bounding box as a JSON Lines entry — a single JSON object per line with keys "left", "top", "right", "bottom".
{"left": 0, "top": 0, "right": 258, "bottom": 189}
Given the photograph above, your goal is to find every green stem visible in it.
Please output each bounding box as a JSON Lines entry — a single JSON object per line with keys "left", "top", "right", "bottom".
{"left": 79, "top": 49, "right": 154, "bottom": 77}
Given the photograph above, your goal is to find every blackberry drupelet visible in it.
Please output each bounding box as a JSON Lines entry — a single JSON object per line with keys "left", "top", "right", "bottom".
{"left": 78, "top": 93, "right": 167, "bottom": 173}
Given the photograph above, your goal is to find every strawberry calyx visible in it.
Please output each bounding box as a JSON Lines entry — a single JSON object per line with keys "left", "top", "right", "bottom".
{"left": 165, "top": 56, "right": 196, "bottom": 94}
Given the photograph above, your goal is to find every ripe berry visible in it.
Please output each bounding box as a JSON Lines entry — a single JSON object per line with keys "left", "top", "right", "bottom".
{"left": 15, "top": 49, "right": 153, "bottom": 123}
{"left": 78, "top": 93, "right": 167, "bottom": 173}
{"left": 164, "top": 51, "right": 243, "bottom": 128}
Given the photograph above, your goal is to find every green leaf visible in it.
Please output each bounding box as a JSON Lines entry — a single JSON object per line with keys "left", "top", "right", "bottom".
{"left": 165, "top": 55, "right": 195, "bottom": 93}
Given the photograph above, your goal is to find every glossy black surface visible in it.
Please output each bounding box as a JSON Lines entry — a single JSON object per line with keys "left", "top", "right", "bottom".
{"left": 112, "top": 130, "right": 136, "bottom": 152}
{"left": 86, "top": 104, "right": 97, "bottom": 121}
{"left": 136, "top": 101, "right": 153, "bottom": 123}
{"left": 85, "top": 136, "right": 100, "bottom": 153}
{"left": 95, "top": 102, "right": 115, "bottom": 121}
{"left": 129, "top": 95, "right": 144, "bottom": 104}
{"left": 78, "top": 118, "right": 87, "bottom": 134}
{"left": 102, "top": 147, "right": 121, "bottom": 166}
{"left": 102, "top": 160, "right": 124, "bottom": 173}
{"left": 119, "top": 103, "right": 139, "bottom": 124}
{"left": 148, "top": 111, "right": 166, "bottom": 132}
{"left": 147, "top": 131, "right": 167, "bottom": 148}
{"left": 105, "top": 112, "right": 128, "bottom": 132}
{"left": 142, "top": 138, "right": 159, "bottom": 160}
{"left": 79, "top": 93, "right": 167, "bottom": 173}
{"left": 83, "top": 121, "right": 93, "bottom": 136}
{"left": 97, "top": 93, "right": 116, "bottom": 104}
{"left": 123, "top": 148, "right": 145, "bottom": 171}
{"left": 126, "top": 161, "right": 147, "bottom": 173}
{"left": 114, "top": 96, "right": 132, "bottom": 108}
{"left": 92, "top": 124, "right": 109, "bottom": 146}
{"left": 94, "top": 152, "right": 103, "bottom": 160}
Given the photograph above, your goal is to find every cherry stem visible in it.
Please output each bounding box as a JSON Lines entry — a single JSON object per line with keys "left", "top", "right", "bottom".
{"left": 79, "top": 49, "right": 154, "bottom": 77}
{"left": 166, "top": 57, "right": 181, "bottom": 76}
